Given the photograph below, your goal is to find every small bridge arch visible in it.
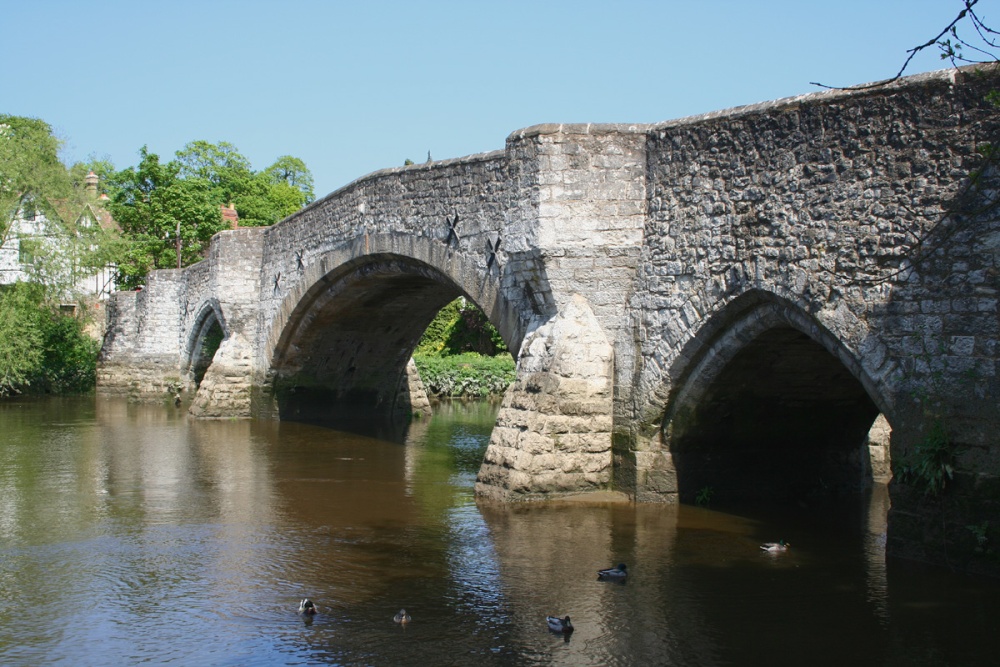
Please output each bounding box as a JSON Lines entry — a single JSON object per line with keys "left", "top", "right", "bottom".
{"left": 185, "top": 299, "right": 228, "bottom": 389}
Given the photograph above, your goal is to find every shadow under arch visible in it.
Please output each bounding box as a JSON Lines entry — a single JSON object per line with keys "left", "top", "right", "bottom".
{"left": 185, "top": 299, "right": 228, "bottom": 389}
{"left": 263, "top": 240, "right": 526, "bottom": 440}
{"left": 660, "top": 290, "right": 890, "bottom": 504}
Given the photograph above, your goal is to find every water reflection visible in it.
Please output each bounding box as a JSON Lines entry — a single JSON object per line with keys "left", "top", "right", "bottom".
{"left": 1, "top": 397, "right": 999, "bottom": 666}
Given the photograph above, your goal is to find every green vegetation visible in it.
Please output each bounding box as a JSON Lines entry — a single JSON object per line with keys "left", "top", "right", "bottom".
{"left": 413, "top": 298, "right": 514, "bottom": 397}
{"left": 107, "top": 140, "right": 315, "bottom": 288}
{"left": 0, "top": 115, "right": 113, "bottom": 397}
{"left": 413, "top": 353, "right": 514, "bottom": 398}
{"left": 897, "top": 420, "right": 956, "bottom": 496}
{"left": 1, "top": 115, "right": 117, "bottom": 300}
{"left": 0, "top": 283, "right": 99, "bottom": 396}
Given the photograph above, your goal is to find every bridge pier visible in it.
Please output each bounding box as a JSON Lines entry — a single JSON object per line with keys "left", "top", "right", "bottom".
{"left": 476, "top": 295, "right": 615, "bottom": 500}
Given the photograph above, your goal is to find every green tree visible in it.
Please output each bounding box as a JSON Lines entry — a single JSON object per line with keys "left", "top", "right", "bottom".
{"left": 415, "top": 298, "right": 508, "bottom": 357}
{"left": 264, "top": 155, "right": 315, "bottom": 203}
{"left": 173, "top": 140, "right": 314, "bottom": 226}
{"left": 175, "top": 140, "right": 252, "bottom": 185}
{"left": 0, "top": 115, "right": 75, "bottom": 247}
{"left": 69, "top": 155, "right": 116, "bottom": 196}
{"left": 0, "top": 283, "right": 45, "bottom": 395}
{"left": 0, "top": 282, "right": 100, "bottom": 396}
{"left": 106, "top": 147, "right": 224, "bottom": 288}
{"left": 108, "top": 140, "right": 315, "bottom": 284}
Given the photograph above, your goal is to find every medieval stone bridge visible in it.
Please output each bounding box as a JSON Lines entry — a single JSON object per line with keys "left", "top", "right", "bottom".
{"left": 98, "top": 66, "right": 1000, "bottom": 573}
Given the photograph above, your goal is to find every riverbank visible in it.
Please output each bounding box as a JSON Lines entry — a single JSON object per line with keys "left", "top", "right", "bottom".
{"left": 413, "top": 352, "right": 514, "bottom": 398}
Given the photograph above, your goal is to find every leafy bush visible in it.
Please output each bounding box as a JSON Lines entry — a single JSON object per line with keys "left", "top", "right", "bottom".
{"left": 0, "top": 283, "right": 100, "bottom": 396}
{"left": 413, "top": 353, "right": 515, "bottom": 397}
{"left": 897, "top": 420, "right": 955, "bottom": 496}
{"left": 34, "top": 310, "right": 100, "bottom": 393}
{"left": 0, "top": 283, "right": 46, "bottom": 395}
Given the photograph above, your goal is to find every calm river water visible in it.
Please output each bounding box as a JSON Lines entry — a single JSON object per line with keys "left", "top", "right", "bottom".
{"left": 1, "top": 396, "right": 999, "bottom": 666}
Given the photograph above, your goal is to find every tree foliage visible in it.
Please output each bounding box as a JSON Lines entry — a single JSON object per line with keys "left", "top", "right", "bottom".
{"left": 1, "top": 115, "right": 118, "bottom": 300}
{"left": 0, "top": 283, "right": 99, "bottom": 396}
{"left": 0, "top": 115, "right": 76, "bottom": 246}
{"left": 106, "top": 147, "right": 224, "bottom": 288}
{"left": 415, "top": 298, "right": 508, "bottom": 357}
{"left": 107, "top": 140, "right": 315, "bottom": 286}
{"left": 0, "top": 283, "right": 45, "bottom": 394}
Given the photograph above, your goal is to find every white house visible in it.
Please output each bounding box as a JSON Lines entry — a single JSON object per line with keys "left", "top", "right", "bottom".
{"left": 0, "top": 171, "right": 118, "bottom": 299}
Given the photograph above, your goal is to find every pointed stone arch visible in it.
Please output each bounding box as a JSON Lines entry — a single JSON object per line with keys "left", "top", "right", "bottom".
{"left": 647, "top": 290, "right": 895, "bottom": 503}
{"left": 185, "top": 299, "right": 228, "bottom": 389}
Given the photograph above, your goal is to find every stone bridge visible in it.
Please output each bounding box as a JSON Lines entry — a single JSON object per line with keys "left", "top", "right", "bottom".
{"left": 98, "top": 66, "right": 1000, "bottom": 573}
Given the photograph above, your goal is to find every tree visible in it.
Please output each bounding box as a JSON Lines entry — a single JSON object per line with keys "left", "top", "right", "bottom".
{"left": 264, "top": 155, "right": 315, "bottom": 203}
{"left": 176, "top": 140, "right": 252, "bottom": 184}
{"left": 108, "top": 140, "right": 316, "bottom": 285}
{"left": 0, "top": 281, "right": 100, "bottom": 396}
{"left": 0, "top": 115, "right": 75, "bottom": 248}
{"left": 106, "top": 147, "right": 224, "bottom": 288}
{"left": 174, "top": 140, "right": 314, "bottom": 226}
{"left": 0, "top": 283, "right": 45, "bottom": 395}
{"left": 1, "top": 115, "right": 118, "bottom": 300}
{"left": 69, "top": 155, "right": 116, "bottom": 196}
{"left": 812, "top": 0, "right": 997, "bottom": 90}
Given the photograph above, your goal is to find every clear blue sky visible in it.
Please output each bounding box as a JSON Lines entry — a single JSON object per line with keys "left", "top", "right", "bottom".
{"left": 2, "top": 0, "right": 977, "bottom": 198}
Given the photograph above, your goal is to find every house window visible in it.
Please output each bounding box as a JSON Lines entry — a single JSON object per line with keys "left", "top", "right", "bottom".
{"left": 18, "top": 240, "right": 36, "bottom": 265}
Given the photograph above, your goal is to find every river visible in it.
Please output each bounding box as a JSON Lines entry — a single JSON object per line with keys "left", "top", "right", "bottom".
{"left": 1, "top": 396, "right": 998, "bottom": 666}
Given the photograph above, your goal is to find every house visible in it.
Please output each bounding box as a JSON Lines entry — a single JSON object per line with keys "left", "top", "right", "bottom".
{"left": 0, "top": 171, "right": 119, "bottom": 299}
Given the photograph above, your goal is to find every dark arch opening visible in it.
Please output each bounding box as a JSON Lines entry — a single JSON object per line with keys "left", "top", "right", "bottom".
{"left": 188, "top": 307, "right": 226, "bottom": 389}
{"left": 669, "top": 325, "right": 880, "bottom": 504}
{"left": 269, "top": 256, "right": 514, "bottom": 440}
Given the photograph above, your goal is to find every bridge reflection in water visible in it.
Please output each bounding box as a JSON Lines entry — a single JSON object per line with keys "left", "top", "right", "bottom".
{"left": 0, "top": 396, "right": 997, "bottom": 666}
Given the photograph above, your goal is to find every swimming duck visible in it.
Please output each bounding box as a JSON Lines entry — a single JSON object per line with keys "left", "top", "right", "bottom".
{"left": 760, "top": 540, "right": 790, "bottom": 553}
{"left": 393, "top": 609, "right": 411, "bottom": 624}
{"left": 597, "top": 563, "right": 628, "bottom": 580}
{"left": 547, "top": 615, "right": 574, "bottom": 634}
{"left": 298, "top": 598, "right": 317, "bottom": 615}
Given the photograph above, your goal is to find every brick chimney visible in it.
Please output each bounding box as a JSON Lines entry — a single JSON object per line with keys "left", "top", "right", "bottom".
{"left": 85, "top": 170, "right": 99, "bottom": 198}
{"left": 221, "top": 202, "right": 239, "bottom": 229}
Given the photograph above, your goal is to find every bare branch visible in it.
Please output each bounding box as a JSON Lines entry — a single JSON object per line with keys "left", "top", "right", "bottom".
{"left": 811, "top": 0, "right": 983, "bottom": 91}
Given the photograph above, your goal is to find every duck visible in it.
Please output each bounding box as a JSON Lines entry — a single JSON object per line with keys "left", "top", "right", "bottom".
{"left": 298, "top": 598, "right": 317, "bottom": 615}
{"left": 546, "top": 615, "right": 574, "bottom": 634}
{"left": 597, "top": 563, "right": 628, "bottom": 580}
{"left": 393, "top": 609, "right": 411, "bottom": 624}
{"left": 760, "top": 540, "right": 790, "bottom": 553}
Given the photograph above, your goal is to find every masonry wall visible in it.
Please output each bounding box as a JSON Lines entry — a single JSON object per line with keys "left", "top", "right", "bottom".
{"left": 627, "top": 66, "right": 1000, "bottom": 572}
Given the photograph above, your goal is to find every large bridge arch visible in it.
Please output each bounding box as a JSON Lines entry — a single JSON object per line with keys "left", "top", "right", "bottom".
{"left": 256, "top": 233, "right": 531, "bottom": 432}
{"left": 647, "top": 290, "right": 894, "bottom": 504}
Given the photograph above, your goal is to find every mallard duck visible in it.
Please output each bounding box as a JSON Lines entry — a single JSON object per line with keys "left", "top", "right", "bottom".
{"left": 760, "top": 540, "right": 790, "bottom": 553}
{"left": 597, "top": 563, "right": 628, "bottom": 580}
{"left": 547, "top": 615, "right": 573, "bottom": 634}
{"left": 393, "top": 609, "right": 411, "bottom": 624}
{"left": 298, "top": 598, "right": 317, "bottom": 615}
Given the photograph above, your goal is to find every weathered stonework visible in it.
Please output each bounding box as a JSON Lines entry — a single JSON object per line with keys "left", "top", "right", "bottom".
{"left": 98, "top": 65, "right": 1000, "bottom": 574}
{"left": 477, "top": 295, "right": 614, "bottom": 500}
